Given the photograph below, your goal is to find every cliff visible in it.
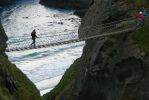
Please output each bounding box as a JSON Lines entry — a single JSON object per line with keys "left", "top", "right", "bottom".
{"left": 39, "top": 0, "right": 93, "bottom": 9}
{"left": 0, "top": 21, "right": 42, "bottom": 100}
{"left": 0, "top": 0, "right": 13, "bottom": 6}
{"left": 39, "top": 0, "right": 93, "bottom": 17}
{"left": 44, "top": 0, "right": 149, "bottom": 100}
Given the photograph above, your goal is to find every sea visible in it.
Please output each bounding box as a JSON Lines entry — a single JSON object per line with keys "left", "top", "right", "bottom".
{"left": 0, "top": 0, "right": 84, "bottom": 95}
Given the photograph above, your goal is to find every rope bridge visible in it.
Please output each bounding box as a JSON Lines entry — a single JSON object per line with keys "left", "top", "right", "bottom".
{"left": 5, "top": 18, "right": 142, "bottom": 52}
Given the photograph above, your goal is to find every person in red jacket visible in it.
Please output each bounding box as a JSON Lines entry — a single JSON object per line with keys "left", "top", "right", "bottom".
{"left": 136, "top": 11, "right": 145, "bottom": 26}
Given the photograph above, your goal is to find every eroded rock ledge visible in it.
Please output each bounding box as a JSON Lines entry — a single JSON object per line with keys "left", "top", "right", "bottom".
{"left": 44, "top": 0, "right": 149, "bottom": 100}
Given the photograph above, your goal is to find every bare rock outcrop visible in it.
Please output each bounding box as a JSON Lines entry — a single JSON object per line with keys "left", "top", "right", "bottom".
{"left": 0, "top": 20, "right": 8, "bottom": 56}
{"left": 0, "top": 0, "right": 13, "bottom": 6}
{"left": 39, "top": 0, "right": 93, "bottom": 9}
{"left": 45, "top": 0, "right": 149, "bottom": 100}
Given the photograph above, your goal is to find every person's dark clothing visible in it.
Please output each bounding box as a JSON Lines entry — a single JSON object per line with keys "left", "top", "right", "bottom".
{"left": 31, "top": 30, "right": 37, "bottom": 45}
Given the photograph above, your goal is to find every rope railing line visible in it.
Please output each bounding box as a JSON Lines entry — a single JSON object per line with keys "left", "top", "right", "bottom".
{"left": 81, "top": 18, "right": 136, "bottom": 31}
{"left": 5, "top": 27, "right": 135, "bottom": 52}
{"left": 81, "top": 27, "right": 136, "bottom": 41}
{"left": 81, "top": 19, "right": 136, "bottom": 37}
{"left": 6, "top": 18, "right": 148, "bottom": 52}
{"left": 89, "top": 19, "right": 136, "bottom": 30}
{"left": 7, "top": 32, "right": 77, "bottom": 41}
{"left": 7, "top": 34, "right": 78, "bottom": 47}
{"left": 7, "top": 29, "right": 77, "bottom": 39}
{"left": 7, "top": 31, "right": 78, "bottom": 41}
{"left": 7, "top": 18, "right": 135, "bottom": 44}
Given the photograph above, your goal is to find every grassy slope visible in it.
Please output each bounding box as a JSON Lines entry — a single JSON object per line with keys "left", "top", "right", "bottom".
{"left": 43, "top": 58, "right": 80, "bottom": 100}
{"left": 0, "top": 55, "right": 42, "bottom": 100}
{"left": 0, "top": 21, "right": 42, "bottom": 100}
{"left": 132, "top": 0, "right": 149, "bottom": 54}
{"left": 133, "top": 25, "right": 149, "bottom": 54}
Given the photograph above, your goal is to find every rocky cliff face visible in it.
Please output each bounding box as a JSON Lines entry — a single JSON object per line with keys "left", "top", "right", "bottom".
{"left": 44, "top": 0, "right": 149, "bottom": 100}
{"left": 0, "top": 0, "right": 13, "bottom": 6}
{"left": 39, "top": 0, "right": 93, "bottom": 9}
{"left": 0, "top": 21, "right": 42, "bottom": 100}
{"left": 0, "top": 21, "right": 8, "bottom": 56}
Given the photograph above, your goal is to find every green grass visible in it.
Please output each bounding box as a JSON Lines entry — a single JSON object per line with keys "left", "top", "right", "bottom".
{"left": 133, "top": 25, "right": 149, "bottom": 54}
{"left": 125, "top": 0, "right": 149, "bottom": 16}
{"left": 43, "top": 58, "right": 80, "bottom": 100}
{"left": 129, "top": 0, "right": 149, "bottom": 8}
{"left": 0, "top": 55, "right": 42, "bottom": 100}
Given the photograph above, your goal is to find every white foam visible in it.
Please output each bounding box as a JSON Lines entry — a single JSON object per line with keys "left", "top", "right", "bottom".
{"left": 40, "top": 88, "right": 53, "bottom": 96}
{"left": 2, "top": 0, "right": 84, "bottom": 96}
{"left": 35, "top": 75, "right": 62, "bottom": 95}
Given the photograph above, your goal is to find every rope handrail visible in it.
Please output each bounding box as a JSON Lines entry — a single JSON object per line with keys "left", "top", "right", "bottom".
{"left": 7, "top": 30, "right": 77, "bottom": 39}
{"left": 6, "top": 18, "right": 148, "bottom": 52}
{"left": 81, "top": 17, "right": 136, "bottom": 31}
